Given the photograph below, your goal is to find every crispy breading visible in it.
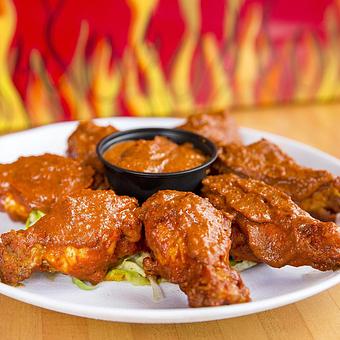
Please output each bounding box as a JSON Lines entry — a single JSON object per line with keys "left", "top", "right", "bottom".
{"left": 0, "top": 190, "right": 141, "bottom": 285}
{"left": 67, "top": 121, "right": 118, "bottom": 188}
{"left": 215, "top": 139, "right": 340, "bottom": 221}
{"left": 0, "top": 154, "right": 94, "bottom": 221}
{"left": 140, "top": 190, "right": 250, "bottom": 307}
{"left": 202, "top": 174, "right": 340, "bottom": 271}
{"left": 178, "top": 110, "right": 242, "bottom": 146}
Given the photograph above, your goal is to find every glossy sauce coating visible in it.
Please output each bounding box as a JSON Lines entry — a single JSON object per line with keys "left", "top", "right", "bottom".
{"left": 178, "top": 110, "right": 242, "bottom": 147}
{"left": 0, "top": 189, "right": 141, "bottom": 285}
{"left": 202, "top": 174, "right": 340, "bottom": 271}
{"left": 104, "top": 136, "right": 207, "bottom": 173}
{"left": 0, "top": 154, "right": 94, "bottom": 221}
{"left": 67, "top": 121, "right": 118, "bottom": 188}
{"left": 215, "top": 139, "right": 340, "bottom": 221}
{"left": 140, "top": 190, "right": 250, "bottom": 307}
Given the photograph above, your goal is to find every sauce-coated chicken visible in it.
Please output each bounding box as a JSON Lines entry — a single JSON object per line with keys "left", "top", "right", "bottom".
{"left": 178, "top": 110, "right": 242, "bottom": 147}
{"left": 140, "top": 190, "right": 250, "bottom": 307}
{"left": 202, "top": 174, "right": 340, "bottom": 271}
{"left": 214, "top": 139, "right": 340, "bottom": 221}
{"left": 67, "top": 121, "right": 118, "bottom": 188}
{"left": 0, "top": 154, "right": 94, "bottom": 222}
{"left": 0, "top": 190, "right": 141, "bottom": 285}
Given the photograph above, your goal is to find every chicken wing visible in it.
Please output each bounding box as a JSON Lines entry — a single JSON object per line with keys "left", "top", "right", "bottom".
{"left": 0, "top": 154, "right": 94, "bottom": 222}
{"left": 67, "top": 121, "right": 118, "bottom": 188}
{"left": 202, "top": 174, "right": 340, "bottom": 271}
{"left": 178, "top": 110, "right": 242, "bottom": 147}
{"left": 0, "top": 190, "right": 141, "bottom": 285}
{"left": 140, "top": 190, "right": 250, "bottom": 307}
{"left": 214, "top": 139, "right": 340, "bottom": 221}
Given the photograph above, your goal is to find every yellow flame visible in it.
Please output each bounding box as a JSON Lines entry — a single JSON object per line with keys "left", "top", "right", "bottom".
{"left": 234, "top": 4, "right": 262, "bottom": 106}
{"left": 58, "top": 21, "right": 93, "bottom": 120}
{"left": 126, "top": 0, "right": 158, "bottom": 46}
{"left": 26, "top": 50, "right": 62, "bottom": 126}
{"left": 202, "top": 33, "right": 232, "bottom": 110}
{"left": 294, "top": 32, "right": 321, "bottom": 102}
{"left": 89, "top": 39, "right": 121, "bottom": 117}
{"left": 170, "top": 0, "right": 200, "bottom": 114}
{"left": 135, "top": 44, "right": 174, "bottom": 115}
{"left": 1, "top": 0, "right": 340, "bottom": 133}
{"left": 257, "top": 32, "right": 271, "bottom": 75}
{"left": 0, "top": 0, "right": 28, "bottom": 133}
{"left": 223, "top": 0, "right": 244, "bottom": 42}
{"left": 316, "top": 7, "right": 340, "bottom": 101}
{"left": 258, "top": 40, "right": 293, "bottom": 105}
{"left": 122, "top": 47, "right": 152, "bottom": 116}
{"left": 125, "top": 0, "right": 174, "bottom": 116}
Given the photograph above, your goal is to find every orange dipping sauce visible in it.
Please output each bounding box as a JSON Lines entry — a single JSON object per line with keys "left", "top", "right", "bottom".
{"left": 104, "top": 136, "right": 207, "bottom": 173}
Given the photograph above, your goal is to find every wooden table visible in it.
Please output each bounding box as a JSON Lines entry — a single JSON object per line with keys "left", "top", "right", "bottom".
{"left": 1, "top": 104, "right": 340, "bottom": 340}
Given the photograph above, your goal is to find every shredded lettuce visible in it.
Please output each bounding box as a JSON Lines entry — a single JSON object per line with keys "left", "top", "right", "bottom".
{"left": 105, "top": 269, "right": 149, "bottom": 286}
{"left": 45, "top": 272, "right": 57, "bottom": 281}
{"left": 148, "top": 275, "right": 164, "bottom": 302}
{"left": 105, "top": 252, "right": 164, "bottom": 300}
{"left": 70, "top": 252, "right": 163, "bottom": 300}
{"left": 105, "top": 252, "right": 150, "bottom": 285}
{"left": 72, "top": 252, "right": 255, "bottom": 300}
{"left": 72, "top": 277, "right": 97, "bottom": 291}
{"left": 230, "top": 258, "right": 257, "bottom": 272}
{"left": 25, "top": 210, "right": 45, "bottom": 229}
{"left": 26, "top": 209, "right": 254, "bottom": 298}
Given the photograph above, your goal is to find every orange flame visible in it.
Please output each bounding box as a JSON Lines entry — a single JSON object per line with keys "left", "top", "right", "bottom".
{"left": 0, "top": 0, "right": 28, "bottom": 132}
{"left": 0, "top": 0, "right": 340, "bottom": 133}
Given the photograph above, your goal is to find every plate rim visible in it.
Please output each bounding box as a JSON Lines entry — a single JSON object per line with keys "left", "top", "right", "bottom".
{"left": 0, "top": 270, "right": 339, "bottom": 323}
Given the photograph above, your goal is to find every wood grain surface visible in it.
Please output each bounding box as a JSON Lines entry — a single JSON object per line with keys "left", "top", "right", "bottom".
{"left": 0, "top": 103, "right": 339, "bottom": 340}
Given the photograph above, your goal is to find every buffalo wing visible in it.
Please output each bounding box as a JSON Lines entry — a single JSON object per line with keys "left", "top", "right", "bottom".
{"left": 140, "top": 190, "right": 250, "bottom": 307}
{"left": 215, "top": 139, "right": 340, "bottom": 221}
{"left": 67, "top": 121, "right": 118, "bottom": 188}
{"left": 178, "top": 110, "right": 242, "bottom": 147}
{"left": 202, "top": 174, "right": 340, "bottom": 271}
{"left": 0, "top": 154, "right": 93, "bottom": 222}
{"left": 0, "top": 190, "right": 141, "bottom": 285}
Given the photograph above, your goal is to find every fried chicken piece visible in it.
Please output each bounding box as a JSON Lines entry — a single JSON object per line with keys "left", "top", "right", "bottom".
{"left": 178, "top": 110, "right": 242, "bottom": 146}
{"left": 215, "top": 139, "right": 340, "bottom": 221}
{"left": 67, "top": 121, "right": 118, "bottom": 188}
{"left": 0, "top": 190, "right": 141, "bottom": 285}
{"left": 140, "top": 190, "right": 250, "bottom": 307}
{"left": 0, "top": 154, "right": 94, "bottom": 222}
{"left": 229, "top": 224, "right": 259, "bottom": 264}
{"left": 202, "top": 174, "right": 340, "bottom": 271}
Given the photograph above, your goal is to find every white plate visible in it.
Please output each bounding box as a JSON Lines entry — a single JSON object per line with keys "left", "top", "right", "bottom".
{"left": 0, "top": 118, "right": 339, "bottom": 324}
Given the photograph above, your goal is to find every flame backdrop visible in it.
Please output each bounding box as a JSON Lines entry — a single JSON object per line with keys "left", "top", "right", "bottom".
{"left": 0, "top": 0, "right": 340, "bottom": 133}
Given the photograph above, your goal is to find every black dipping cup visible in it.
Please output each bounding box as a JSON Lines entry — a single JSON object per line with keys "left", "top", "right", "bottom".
{"left": 96, "top": 128, "right": 217, "bottom": 201}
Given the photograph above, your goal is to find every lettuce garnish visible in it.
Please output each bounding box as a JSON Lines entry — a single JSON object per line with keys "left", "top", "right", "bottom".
{"left": 72, "top": 277, "right": 96, "bottom": 291}
{"left": 230, "top": 259, "right": 257, "bottom": 271}
{"left": 25, "top": 210, "right": 46, "bottom": 229}
{"left": 71, "top": 252, "right": 164, "bottom": 300}
{"left": 25, "top": 210, "right": 255, "bottom": 300}
{"left": 72, "top": 254, "right": 254, "bottom": 300}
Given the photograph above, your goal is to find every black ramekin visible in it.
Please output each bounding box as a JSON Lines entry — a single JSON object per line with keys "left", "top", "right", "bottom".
{"left": 96, "top": 128, "right": 217, "bottom": 201}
